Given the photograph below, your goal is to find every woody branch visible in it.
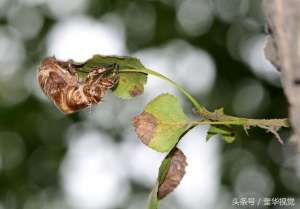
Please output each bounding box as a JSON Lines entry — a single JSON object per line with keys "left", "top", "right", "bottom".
{"left": 263, "top": 0, "right": 300, "bottom": 149}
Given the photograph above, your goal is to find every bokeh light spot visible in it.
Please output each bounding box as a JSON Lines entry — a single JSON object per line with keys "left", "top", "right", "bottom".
{"left": 8, "top": 6, "right": 44, "bottom": 40}
{"left": 45, "top": 0, "right": 88, "bottom": 19}
{"left": 232, "top": 79, "right": 268, "bottom": 116}
{"left": 241, "top": 35, "right": 280, "bottom": 85}
{"left": 61, "top": 126, "right": 130, "bottom": 209}
{"left": 0, "top": 27, "right": 25, "bottom": 78}
{"left": 175, "top": 126, "right": 220, "bottom": 209}
{"left": 176, "top": 0, "right": 214, "bottom": 36}
{"left": 47, "top": 15, "right": 126, "bottom": 61}
{"left": 234, "top": 165, "right": 274, "bottom": 198}
{"left": 215, "top": 0, "right": 249, "bottom": 22}
{"left": 0, "top": 132, "right": 25, "bottom": 171}
{"left": 134, "top": 40, "right": 216, "bottom": 100}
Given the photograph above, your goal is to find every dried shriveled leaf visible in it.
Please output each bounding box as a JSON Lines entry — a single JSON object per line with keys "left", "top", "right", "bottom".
{"left": 158, "top": 148, "right": 187, "bottom": 199}
{"left": 146, "top": 148, "right": 187, "bottom": 209}
{"left": 37, "top": 57, "right": 119, "bottom": 114}
{"left": 82, "top": 55, "right": 147, "bottom": 99}
{"left": 132, "top": 93, "right": 190, "bottom": 152}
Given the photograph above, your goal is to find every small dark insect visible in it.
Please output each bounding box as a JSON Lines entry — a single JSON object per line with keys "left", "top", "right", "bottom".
{"left": 37, "top": 57, "right": 119, "bottom": 114}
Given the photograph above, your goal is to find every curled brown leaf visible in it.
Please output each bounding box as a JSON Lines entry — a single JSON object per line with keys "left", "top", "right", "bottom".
{"left": 158, "top": 148, "right": 187, "bottom": 199}
{"left": 38, "top": 57, "right": 119, "bottom": 113}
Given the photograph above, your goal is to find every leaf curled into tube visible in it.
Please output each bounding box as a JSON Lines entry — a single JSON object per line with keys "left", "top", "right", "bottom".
{"left": 157, "top": 148, "right": 187, "bottom": 199}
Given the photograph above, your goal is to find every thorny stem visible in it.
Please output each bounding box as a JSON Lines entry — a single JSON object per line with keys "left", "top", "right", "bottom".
{"left": 191, "top": 118, "right": 289, "bottom": 127}
{"left": 120, "top": 68, "right": 290, "bottom": 129}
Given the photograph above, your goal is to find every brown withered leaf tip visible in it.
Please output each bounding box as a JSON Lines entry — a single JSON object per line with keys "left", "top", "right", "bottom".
{"left": 37, "top": 57, "right": 119, "bottom": 114}
{"left": 158, "top": 148, "right": 187, "bottom": 199}
{"left": 132, "top": 112, "right": 157, "bottom": 145}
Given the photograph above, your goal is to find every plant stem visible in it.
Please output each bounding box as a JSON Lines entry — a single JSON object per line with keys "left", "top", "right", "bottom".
{"left": 120, "top": 68, "right": 210, "bottom": 114}
{"left": 120, "top": 68, "right": 290, "bottom": 128}
{"left": 191, "top": 118, "right": 289, "bottom": 127}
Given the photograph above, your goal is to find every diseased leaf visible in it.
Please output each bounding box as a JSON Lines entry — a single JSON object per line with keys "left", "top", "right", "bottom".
{"left": 81, "top": 55, "right": 147, "bottom": 99}
{"left": 113, "top": 73, "right": 147, "bottom": 99}
{"left": 146, "top": 154, "right": 171, "bottom": 209}
{"left": 132, "top": 93, "right": 190, "bottom": 152}
{"left": 206, "top": 125, "right": 236, "bottom": 143}
{"left": 146, "top": 148, "right": 187, "bottom": 209}
{"left": 158, "top": 148, "right": 187, "bottom": 199}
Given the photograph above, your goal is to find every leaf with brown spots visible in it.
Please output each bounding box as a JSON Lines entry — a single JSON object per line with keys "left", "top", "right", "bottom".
{"left": 113, "top": 73, "right": 147, "bottom": 99}
{"left": 132, "top": 93, "right": 190, "bottom": 152}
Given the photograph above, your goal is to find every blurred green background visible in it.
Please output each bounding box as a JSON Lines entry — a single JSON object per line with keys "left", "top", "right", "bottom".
{"left": 0, "top": 0, "right": 298, "bottom": 209}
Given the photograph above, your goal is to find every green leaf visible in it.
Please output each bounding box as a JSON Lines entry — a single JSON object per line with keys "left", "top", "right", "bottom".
{"left": 206, "top": 125, "right": 236, "bottom": 143}
{"left": 81, "top": 55, "right": 147, "bottom": 99}
{"left": 147, "top": 182, "right": 160, "bottom": 209}
{"left": 132, "top": 93, "right": 190, "bottom": 152}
